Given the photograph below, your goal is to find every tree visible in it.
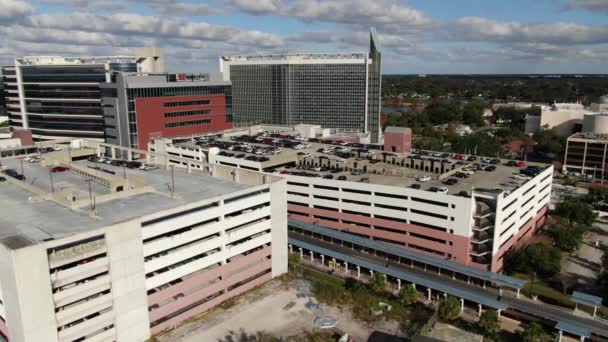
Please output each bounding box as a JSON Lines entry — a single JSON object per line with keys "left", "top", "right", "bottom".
{"left": 586, "top": 187, "right": 608, "bottom": 207}
{"left": 478, "top": 310, "right": 500, "bottom": 337}
{"left": 288, "top": 253, "right": 301, "bottom": 273}
{"left": 602, "top": 246, "right": 608, "bottom": 272}
{"left": 437, "top": 295, "right": 461, "bottom": 321}
{"left": 462, "top": 101, "right": 485, "bottom": 127}
{"left": 370, "top": 272, "right": 387, "bottom": 294}
{"left": 504, "top": 243, "right": 561, "bottom": 278}
{"left": 521, "top": 322, "right": 551, "bottom": 342}
{"left": 546, "top": 221, "right": 585, "bottom": 252}
{"left": 398, "top": 284, "right": 418, "bottom": 306}
{"left": 533, "top": 128, "right": 566, "bottom": 156}
{"left": 554, "top": 200, "right": 596, "bottom": 226}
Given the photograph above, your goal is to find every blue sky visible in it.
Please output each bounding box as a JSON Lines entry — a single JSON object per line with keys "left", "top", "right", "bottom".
{"left": 1, "top": 0, "right": 607, "bottom": 74}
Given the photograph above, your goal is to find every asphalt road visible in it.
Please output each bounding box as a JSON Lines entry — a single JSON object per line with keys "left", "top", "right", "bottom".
{"left": 290, "top": 232, "right": 608, "bottom": 338}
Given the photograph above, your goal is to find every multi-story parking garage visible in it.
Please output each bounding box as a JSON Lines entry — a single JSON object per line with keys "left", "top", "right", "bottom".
{"left": 152, "top": 129, "right": 553, "bottom": 272}
{"left": 0, "top": 140, "right": 287, "bottom": 342}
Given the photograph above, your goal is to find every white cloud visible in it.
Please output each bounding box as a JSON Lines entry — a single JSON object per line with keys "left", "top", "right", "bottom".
{"left": 231, "top": 0, "right": 431, "bottom": 33}
{"left": 230, "top": 0, "right": 282, "bottom": 14}
{"left": 25, "top": 12, "right": 286, "bottom": 48}
{"left": 445, "top": 17, "right": 608, "bottom": 45}
{"left": 159, "top": 2, "right": 219, "bottom": 16}
{"left": 0, "top": 0, "right": 33, "bottom": 21}
{"left": 41, "top": 0, "right": 128, "bottom": 11}
{"left": 566, "top": 0, "right": 608, "bottom": 13}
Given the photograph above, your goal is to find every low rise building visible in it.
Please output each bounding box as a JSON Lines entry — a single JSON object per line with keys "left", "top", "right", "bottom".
{"left": 0, "top": 139, "right": 287, "bottom": 342}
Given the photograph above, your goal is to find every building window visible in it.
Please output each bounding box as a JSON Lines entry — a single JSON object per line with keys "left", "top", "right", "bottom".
{"left": 163, "top": 100, "right": 211, "bottom": 107}
{"left": 165, "top": 119, "right": 211, "bottom": 128}
{"left": 164, "top": 109, "right": 211, "bottom": 118}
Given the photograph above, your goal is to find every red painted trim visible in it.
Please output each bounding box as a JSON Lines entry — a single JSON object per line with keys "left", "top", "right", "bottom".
{"left": 288, "top": 204, "right": 470, "bottom": 263}
{"left": 147, "top": 246, "right": 271, "bottom": 306}
{"left": 0, "top": 318, "right": 8, "bottom": 341}
{"left": 150, "top": 273, "right": 273, "bottom": 335}
{"left": 149, "top": 259, "right": 271, "bottom": 322}
{"left": 135, "top": 94, "right": 233, "bottom": 150}
{"left": 491, "top": 205, "right": 549, "bottom": 272}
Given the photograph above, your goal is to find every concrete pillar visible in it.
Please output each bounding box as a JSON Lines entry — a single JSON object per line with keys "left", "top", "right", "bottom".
{"left": 309, "top": 250, "right": 314, "bottom": 261}
{"left": 467, "top": 276, "right": 470, "bottom": 284}
{"left": 478, "top": 304, "right": 483, "bottom": 317}
{"left": 370, "top": 270, "right": 374, "bottom": 278}
{"left": 452, "top": 272, "right": 456, "bottom": 280}
{"left": 460, "top": 299, "right": 464, "bottom": 312}
{"left": 594, "top": 306, "right": 598, "bottom": 317}
{"left": 482, "top": 281, "right": 486, "bottom": 289}
{"left": 497, "top": 309, "right": 501, "bottom": 318}
{"left": 558, "top": 330, "right": 563, "bottom": 342}
{"left": 299, "top": 248, "right": 303, "bottom": 259}
{"left": 320, "top": 254, "right": 325, "bottom": 265}
{"left": 111, "top": 148, "right": 116, "bottom": 159}
{"left": 410, "top": 259, "right": 414, "bottom": 268}
{"left": 397, "top": 279, "right": 401, "bottom": 291}
{"left": 424, "top": 264, "right": 427, "bottom": 271}
{"left": 412, "top": 283, "right": 416, "bottom": 290}
{"left": 438, "top": 268, "right": 441, "bottom": 276}
{"left": 356, "top": 266, "right": 361, "bottom": 278}
{"left": 516, "top": 288, "right": 520, "bottom": 298}
{"left": 427, "top": 288, "right": 431, "bottom": 301}
{"left": 344, "top": 262, "right": 349, "bottom": 273}
{"left": 288, "top": 245, "right": 293, "bottom": 253}
{"left": 574, "top": 303, "right": 578, "bottom": 311}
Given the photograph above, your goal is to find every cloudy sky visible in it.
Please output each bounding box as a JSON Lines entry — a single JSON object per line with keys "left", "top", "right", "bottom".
{"left": 1, "top": 0, "right": 607, "bottom": 74}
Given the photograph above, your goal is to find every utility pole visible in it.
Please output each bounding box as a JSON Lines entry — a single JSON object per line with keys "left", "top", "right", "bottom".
{"left": 49, "top": 168, "right": 54, "bottom": 193}
{"left": 170, "top": 165, "right": 175, "bottom": 195}
{"left": 20, "top": 158, "right": 24, "bottom": 176}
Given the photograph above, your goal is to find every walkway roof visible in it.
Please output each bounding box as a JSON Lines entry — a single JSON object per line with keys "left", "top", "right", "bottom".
{"left": 555, "top": 321, "right": 592, "bottom": 338}
{"left": 290, "top": 237, "right": 509, "bottom": 311}
{"left": 571, "top": 291, "right": 603, "bottom": 308}
{"left": 289, "top": 219, "right": 526, "bottom": 289}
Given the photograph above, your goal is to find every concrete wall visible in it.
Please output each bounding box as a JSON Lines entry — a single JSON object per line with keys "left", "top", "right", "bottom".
{"left": 270, "top": 179, "right": 288, "bottom": 276}
{"left": 0, "top": 244, "right": 58, "bottom": 342}
{"left": 105, "top": 222, "right": 151, "bottom": 342}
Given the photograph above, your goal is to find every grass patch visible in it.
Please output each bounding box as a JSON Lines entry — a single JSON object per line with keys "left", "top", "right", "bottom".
{"left": 522, "top": 281, "right": 576, "bottom": 309}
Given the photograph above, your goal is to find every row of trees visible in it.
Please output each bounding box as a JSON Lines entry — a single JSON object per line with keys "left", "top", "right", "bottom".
{"left": 382, "top": 75, "right": 608, "bottom": 104}
{"left": 436, "top": 296, "right": 551, "bottom": 341}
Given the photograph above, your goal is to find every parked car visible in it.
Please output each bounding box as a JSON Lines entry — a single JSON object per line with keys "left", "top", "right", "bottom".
{"left": 506, "top": 160, "right": 517, "bottom": 166}
{"left": 516, "top": 161, "right": 527, "bottom": 167}
{"left": 484, "top": 165, "right": 496, "bottom": 172}
{"left": 51, "top": 166, "right": 69, "bottom": 173}
{"left": 125, "top": 161, "right": 142, "bottom": 169}
{"left": 0, "top": 176, "right": 5, "bottom": 182}
{"left": 444, "top": 178, "right": 458, "bottom": 185}
{"left": 436, "top": 187, "right": 448, "bottom": 194}
{"left": 323, "top": 174, "right": 334, "bottom": 179}
{"left": 417, "top": 175, "right": 431, "bottom": 182}
{"left": 337, "top": 175, "right": 347, "bottom": 181}
{"left": 351, "top": 170, "right": 364, "bottom": 176}
{"left": 411, "top": 183, "right": 422, "bottom": 189}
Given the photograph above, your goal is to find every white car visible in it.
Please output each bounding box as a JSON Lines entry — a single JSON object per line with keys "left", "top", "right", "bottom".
{"left": 417, "top": 175, "right": 431, "bottom": 182}
{"left": 513, "top": 174, "right": 530, "bottom": 180}
{"left": 295, "top": 136, "right": 307, "bottom": 141}
{"left": 28, "top": 157, "right": 41, "bottom": 163}
{"left": 433, "top": 153, "right": 442, "bottom": 157}
{"left": 437, "top": 187, "right": 448, "bottom": 194}
{"left": 293, "top": 144, "right": 305, "bottom": 150}
{"left": 462, "top": 169, "right": 475, "bottom": 175}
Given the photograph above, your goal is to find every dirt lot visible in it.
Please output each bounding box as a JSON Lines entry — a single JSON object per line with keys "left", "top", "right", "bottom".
{"left": 156, "top": 278, "right": 401, "bottom": 342}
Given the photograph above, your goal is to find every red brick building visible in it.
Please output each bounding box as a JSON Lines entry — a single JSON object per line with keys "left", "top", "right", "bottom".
{"left": 101, "top": 73, "right": 233, "bottom": 150}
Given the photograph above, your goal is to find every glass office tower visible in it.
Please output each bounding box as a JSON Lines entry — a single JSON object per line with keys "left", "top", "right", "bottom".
{"left": 221, "top": 28, "right": 382, "bottom": 143}
{"left": 2, "top": 51, "right": 163, "bottom": 140}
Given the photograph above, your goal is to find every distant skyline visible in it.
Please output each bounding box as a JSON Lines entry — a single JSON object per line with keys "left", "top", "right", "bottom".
{"left": 0, "top": 0, "right": 607, "bottom": 74}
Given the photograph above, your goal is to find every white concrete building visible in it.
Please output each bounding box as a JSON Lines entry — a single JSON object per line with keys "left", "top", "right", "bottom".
{"left": 152, "top": 132, "right": 553, "bottom": 273}
{"left": 0, "top": 140, "right": 287, "bottom": 342}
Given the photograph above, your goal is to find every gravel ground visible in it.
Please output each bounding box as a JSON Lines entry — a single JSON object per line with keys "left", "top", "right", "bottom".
{"left": 156, "top": 278, "right": 401, "bottom": 342}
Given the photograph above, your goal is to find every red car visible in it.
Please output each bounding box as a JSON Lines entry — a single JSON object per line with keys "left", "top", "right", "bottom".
{"left": 516, "top": 161, "right": 526, "bottom": 167}
{"left": 51, "top": 166, "right": 69, "bottom": 173}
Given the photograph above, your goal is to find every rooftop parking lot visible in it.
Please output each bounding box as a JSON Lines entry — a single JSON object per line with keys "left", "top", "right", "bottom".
{"left": 173, "top": 132, "right": 550, "bottom": 197}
